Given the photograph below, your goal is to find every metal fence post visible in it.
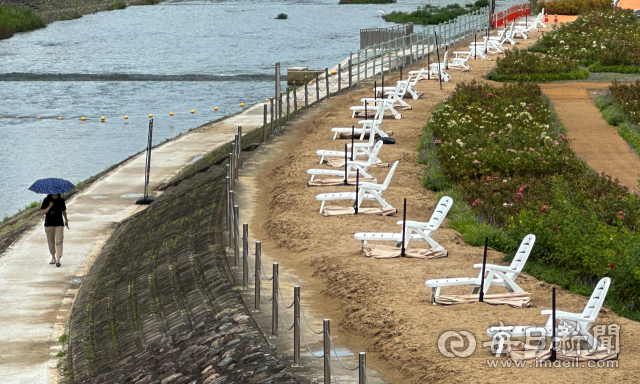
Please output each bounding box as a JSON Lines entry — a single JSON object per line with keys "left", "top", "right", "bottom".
{"left": 229, "top": 151, "right": 235, "bottom": 189}
{"left": 316, "top": 72, "right": 320, "bottom": 103}
{"left": 293, "top": 286, "right": 301, "bottom": 367}
{"left": 293, "top": 82, "right": 297, "bottom": 115}
{"left": 279, "top": 93, "right": 283, "bottom": 133}
{"left": 225, "top": 173, "right": 230, "bottom": 246}
{"left": 304, "top": 78, "right": 309, "bottom": 109}
{"left": 253, "top": 241, "right": 261, "bottom": 312}
{"left": 348, "top": 58, "right": 352, "bottom": 88}
{"left": 364, "top": 48, "right": 368, "bottom": 81}
{"left": 228, "top": 190, "right": 234, "bottom": 250}
{"left": 372, "top": 45, "right": 376, "bottom": 77}
{"left": 325, "top": 68, "right": 329, "bottom": 99}
{"left": 286, "top": 88, "right": 290, "bottom": 124}
{"left": 237, "top": 126, "right": 242, "bottom": 171}
{"left": 357, "top": 51, "right": 361, "bottom": 85}
{"left": 270, "top": 98, "right": 274, "bottom": 135}
{"left": 242, "top": 223, "right": 249, "bottom": 290}
{"left": 324, "top": 319, "right": 331, "bottom": 384}
{"left": 359, "top": 352, "right": 367, "bottom": 384}
{"left": 233, "top": 205, "right": 240, "bottom": 268}
{"left": 263, "top": 104, "right": 268, "bottom": 143}
{"left": 338, "top": 63, "right": 341, "bottom": 92}
{"left": 271, "top": 262, "right": 279, "bottom": 338}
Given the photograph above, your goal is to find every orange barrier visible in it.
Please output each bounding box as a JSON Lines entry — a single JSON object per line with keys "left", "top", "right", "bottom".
{"left": 491, "top": 3, "right": 530, "bottom": 28}
{"left": 617, "top": 0, "right": 640, "bottom": 9}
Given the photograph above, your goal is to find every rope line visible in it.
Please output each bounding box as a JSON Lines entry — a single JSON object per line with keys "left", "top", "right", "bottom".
{"left": 300, "top": 305, "right": 324, "bottom": 335}
{"left": 329, "top": 337, "right": 360, "bottom": 371}
{"left": 300, "top": 321, "right": 324, "bottom": 359}
{"left": 278, "top": 304, "right": 295, "bottom": 331}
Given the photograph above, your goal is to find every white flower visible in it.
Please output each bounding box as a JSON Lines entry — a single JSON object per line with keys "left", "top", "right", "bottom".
{"left": 450, "top": 155, "right": 456, "bottom": 159}
{"left": 560, "top": 40, "right": 564, "bottom": 43}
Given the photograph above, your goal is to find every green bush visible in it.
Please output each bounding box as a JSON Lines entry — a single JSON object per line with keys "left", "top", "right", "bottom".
{"left": 339, "top": 0, "right": 396, "bottom": 3}
{"left": 532, "top": 8, "right": 640, "bottom": 68}
{"left": 596, "top": 86, "right": 640, "bottom": 158}
{"left": 487, "top": 48, "right": 590, "bottom": 82}
{"left": 0, "top": 6, "right": 46, "bottom": 40}
{"left": 536, "top": 0, "right": 611, "bottom": 15}
{"left": 602, "top": 104, "right": 625, "bottom": 126}
{"left": 384, "top": 3, "right": 486, "bottom": 25}
{"left": 107, "top": 1, "right": 127, "bottom": 10}
{"left": 588, "top": 63, "right": 640, "bottom": 74}
{"left": 419, "top": 80, "right": 640, "bottom": 316}
{"left": 609, "top": 80, "right": 640, "bottom": 124}
{"left": 275, "top": 13, "right": 288, "bottom": 19}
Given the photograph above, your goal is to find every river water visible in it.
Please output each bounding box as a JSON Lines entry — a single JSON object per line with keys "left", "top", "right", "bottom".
{"left": 0, "top": 0, "right": 461, "bottom": 218}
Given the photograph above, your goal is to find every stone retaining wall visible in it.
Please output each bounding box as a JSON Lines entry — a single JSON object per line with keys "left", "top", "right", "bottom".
{"left": 67, "top": 161, "right": 298, "bottom": 384}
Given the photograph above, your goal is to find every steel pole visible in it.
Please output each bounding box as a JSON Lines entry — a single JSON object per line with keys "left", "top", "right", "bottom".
{"left": 253, "top": 241, "right": 261, "bottom": 312}
{"left": 324, "top": 319, "right": 331, "bottom": 384}
{"left": 237, "top": 126, "right": 242, "bottom": 171}
{"left": 359, "top": 352, "right": 367, "bottom": 384}
{"left": 263, "top": 104, "right": 267, "bottom": 143}
{"left": 338, "top": 63, "right": 341, "bottom": 92}
{"left": 233, "top": 205, "right": 240, "bottom": 268}
{"left": 242, "top": 223, "right": 249, "bottom": 290}
{"left": 293, "top": 286, "right": 301, "bottom": 367}
{"left": 271, "top": 262, "right": 279, "bottom": 338}
{"left": 325, "top": 68, "right": 329, "bottom": 99}
{"left": 228, "top": 190, "right": 235, "bottom": 250}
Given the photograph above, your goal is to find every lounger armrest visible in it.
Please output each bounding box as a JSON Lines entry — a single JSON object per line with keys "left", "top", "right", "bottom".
{"left": 395, "top": 220, "right": 431, "bottom": 227}
{"left": 357, "top": 119, "right": 375, "bottom": 125}
{"left": 360, "top": 183, "right": 382, "bottom": 189}
{"left": 360, "top": 98, "right": 389, "bottom": 103}
{"left": 472, "top": 264, "right": 515, "bottom": 273}
{"left": 347, "top": 161, "right": 368, "bottom": 167}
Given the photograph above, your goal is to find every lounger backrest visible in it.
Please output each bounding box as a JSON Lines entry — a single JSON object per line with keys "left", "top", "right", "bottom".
{"left": 364, "top": 140, "right": 384, "bottom": 166}
{"left": 506, "top": 234, "right": 536, "bottom": 279}
{"left": 423, "top": 196, "right": 453, "bottom": 231}
{"left": 390, "top": 81, "right": 409, "bottom": 100}
{"left": 371, "top": 98, "right": 387, "bottom": 122}
{"left": 580, "top": 277, "right": 611, "bottom": 324}
{"left": 443, "top": 50, "right": 448, "bottom": 63}
{"left": 379, "top": 160, "right": 399, "bottom": 190}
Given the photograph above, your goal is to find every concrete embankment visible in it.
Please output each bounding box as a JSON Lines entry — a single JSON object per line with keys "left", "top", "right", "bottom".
{"left": 67, "top": 161, "right": 298, "bottom": 383}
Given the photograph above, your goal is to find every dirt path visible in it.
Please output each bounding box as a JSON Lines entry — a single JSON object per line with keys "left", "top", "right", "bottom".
{"left": 541, "top": 83, "right": 640, "bottom": 192}
{"left": 247, "top": 27, "right": 640, "bottom": 384}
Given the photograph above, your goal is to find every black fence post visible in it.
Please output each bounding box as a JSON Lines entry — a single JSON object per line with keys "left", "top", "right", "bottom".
{"left": 304, "top": 77, "right": 308, "bottom": 110}
{"left": 338, "top": 63, "right": 342, "bottom": 92}
{"left": 479, "top": 237, "right": 488, "bottom": 302}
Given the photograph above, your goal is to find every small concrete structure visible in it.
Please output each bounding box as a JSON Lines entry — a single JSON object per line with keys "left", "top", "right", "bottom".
{"left": 287, "top": 67, "right": 323, "bottom": 85}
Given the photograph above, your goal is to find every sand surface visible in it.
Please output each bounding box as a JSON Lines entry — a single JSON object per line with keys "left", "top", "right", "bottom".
{"left": 248, "top": 32, "right": 640, "bottom": 383}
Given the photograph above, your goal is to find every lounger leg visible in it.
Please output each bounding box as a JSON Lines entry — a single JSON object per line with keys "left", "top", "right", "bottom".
{"left": 319, "top": 155, "right": 325, "bottom": 164}
{"left": 319, "top": 201, "right": 325, "bottom": 213}
{"left": 431, "top": 287, "right": 438, "bottom": 303}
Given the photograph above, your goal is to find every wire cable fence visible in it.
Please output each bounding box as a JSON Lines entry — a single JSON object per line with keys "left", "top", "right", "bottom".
{"left": 225, "top": 144, "right": 373, "bottom": 383}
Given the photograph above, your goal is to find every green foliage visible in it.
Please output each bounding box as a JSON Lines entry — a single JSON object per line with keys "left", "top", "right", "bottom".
{"left": 56, "top": 350, "right": 67, "bottom": 357}
{"left": 138, "top": 0, "right": 161, "bottom": 5}
{"left": 58, "top": 334, "right": 68, "bottom": 343}
{"left": 0, "top": 6, "right": 46, "bottom": 40}
{"left": 383, "top": 3, "right": 485, "bottom": 25}
{"left": 532, "top": 8, "right": 640, "bottom": 68}
{"left": 588, "top": 63, "right": 640, "bottom": 74}
{"left": 595, "top": 86, "right": 640, "bottom": 161}
{"left": 107, "top": 1, "right": 127, "bottom": 10}
{"left": 60, "top": 12, "right": 82, "bottom": 21}
{"left": 487, "top": 47, "right": 590, "bottom": 82}
{"left": 419, "top": 80, "right": 640, "bottom": 315}
{"left": 275, "top": 13, "right": 288, "bottom": 19}
{"left": 536, "top": 0, "right": 611, "bottom": 15}
{"left": 339, "top": 0, "right": 395, "bottom": 3}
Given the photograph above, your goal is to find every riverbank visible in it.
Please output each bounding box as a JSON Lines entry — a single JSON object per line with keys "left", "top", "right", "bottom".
{"left": 245, "top": 26, "right": 640, "bottom": 384}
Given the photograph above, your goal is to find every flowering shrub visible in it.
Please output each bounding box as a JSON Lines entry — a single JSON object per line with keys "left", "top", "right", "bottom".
{"left": 609, "top": 80, "right": 640, "bottom": 124}
{"left": 487, "top": 48, "right": 589, "bottom": 81}
{"left": 419, "top": 80, "right": 640, "bottom": 311}
{"left": 531, "top": 8, "right": 640, "bottom": 69}
{"left": 537, "top": 0, "right": 611, "bottom": 16}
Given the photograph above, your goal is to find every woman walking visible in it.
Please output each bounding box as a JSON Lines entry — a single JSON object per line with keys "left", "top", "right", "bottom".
{"left": 40, "top": 194, "right": 68, "bottom": 267}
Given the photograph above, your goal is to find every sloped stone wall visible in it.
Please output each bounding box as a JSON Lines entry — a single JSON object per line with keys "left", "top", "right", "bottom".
{"left": 68, "top": 162, "right": 298, "bottom": 384}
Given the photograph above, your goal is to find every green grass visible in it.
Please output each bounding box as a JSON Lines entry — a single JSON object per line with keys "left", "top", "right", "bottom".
{"left": 595, "top": 93, "right": 640, "bottom": 162}
{"left": 60, "top": 12, "right": 82, "bottom": 21}
{"left": 0, "top": 6, "right": 46, "bottom": 40}
{"left": 106, "top": 1, "right": 127, "bottom": 10}
{"left": 339, "top": 0, "right": 396, "bottom": 3}
{"left": 588, "top": 63, "right": 640, "bottom": 74}
{"left": 384, "top": 1, "right": 486, "bottom": 24}
{"left": 486, "top": 68, "right": 591, "bottom": 82}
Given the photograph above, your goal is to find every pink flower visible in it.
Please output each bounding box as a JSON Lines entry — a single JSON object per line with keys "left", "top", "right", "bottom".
{"left": 473, "top": 160, "right": 481, "bottom": 165}
{"left": 529, "top": 148, "right": 534, "bottom": 151}
{"left": 434, "top": 140, "right": 442, "bottom": 144}
{"left": 541, "top": 206, "right": 547, "bottom": 212}
{"left": 610, "top": 263, "right": 615, "bottom": 268}
{"left": 472, "top": 151, "right": 477, "bottom": 155}
{"left": 471, "top": 182, "right": 474, "bottom": 186}
{"left": 553, "top": 141, "right": 559, "bottom": 146}
{"left": 515, "top": 192, "right": 524, "bottom": 200}
{"left": 618, "top": 254, "right": 621, "bottom": 258}
{"left": 519, "top": 188, "right": 524, "bottom": 192}
{"left": 490, "top": 131, "right": 495, "bottom": 137}
{"left": 618, "top": 195, "right": 622, "bottom": 199}
{"left": 487, "top": 93, "right": 494, "bottom": 98}
{"left": 618, "top": 211, "right": 623, "bottom": 215}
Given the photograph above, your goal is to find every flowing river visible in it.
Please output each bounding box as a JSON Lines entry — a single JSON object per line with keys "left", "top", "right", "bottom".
{"left": 0, "top": 0, "right": 458, "bottom": 218}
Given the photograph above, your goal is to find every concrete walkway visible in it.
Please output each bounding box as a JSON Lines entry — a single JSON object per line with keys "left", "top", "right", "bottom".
{"left": 0, "top": 104, "right": 266, "bottom": 384}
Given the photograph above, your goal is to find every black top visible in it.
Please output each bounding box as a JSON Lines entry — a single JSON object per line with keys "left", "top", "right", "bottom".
{"left": 41, "top": 196, "right": 66, "bottom": 227}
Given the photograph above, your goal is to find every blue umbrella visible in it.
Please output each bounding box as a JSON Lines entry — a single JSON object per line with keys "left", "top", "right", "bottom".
{"left": 28, "top": 178, "right": 75, "bottom": 194}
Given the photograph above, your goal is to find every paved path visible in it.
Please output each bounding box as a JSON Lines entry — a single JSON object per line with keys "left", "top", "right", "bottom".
{"left": 0, "top": 104, "right": 266, "bottom": 384}
{"left": 541, "top": 82, "right": 640, "bottom": 192}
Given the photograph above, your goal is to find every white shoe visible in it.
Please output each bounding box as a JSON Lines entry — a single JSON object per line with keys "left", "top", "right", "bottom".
{"left": 50, "top": 257, "right": 56, "bottom": 264}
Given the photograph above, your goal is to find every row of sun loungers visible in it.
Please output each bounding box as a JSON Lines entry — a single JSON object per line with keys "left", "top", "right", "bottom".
{"left": 302, "top": 20, "right": 614, "bottom": 359}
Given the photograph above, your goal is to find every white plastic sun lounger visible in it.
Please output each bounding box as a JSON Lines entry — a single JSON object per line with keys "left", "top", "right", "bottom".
{"left": 317, "top": 125, "right": 381, "bottom": 164}
{"left": 470, "top": 36, "right": 504, "bottom": 54}
{"left": 431, "top": 50, "right": 472, "bottom": 72}
{"left": 374, "top": 68, "right": 426, "bottom": 100}
{"left": 307, "top": 141, "right": 384, "bottom": 182}
{"left": 516, "top": 9, "right": 546, "bottom": 30}
{"left": 455, "top": 47, "right": 488, "bottom": 60}
{"left": 316, "top": 160, "right": 399, "bottom": 212}
{"left": 488, "top": 22, "right": 516, "bottom": 46}
{"left": 350, "top": 82, "right": 407, "bottom": 119}
{"left": 425, "top": 234, "right": 536, "bottom": 302}
{"left": 331, "top": 101, "right": 386, "bottom": 140}
{"left": 487, "top": 277, "right": 611, "bottom": 355}
{"left": 354, "top": 195, "right": 453, "bottom": 250}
